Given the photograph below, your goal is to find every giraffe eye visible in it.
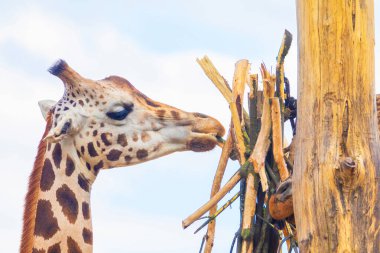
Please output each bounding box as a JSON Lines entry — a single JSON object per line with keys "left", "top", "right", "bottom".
{"left": 106, "top": 104, "right": 133, "bottom": 121}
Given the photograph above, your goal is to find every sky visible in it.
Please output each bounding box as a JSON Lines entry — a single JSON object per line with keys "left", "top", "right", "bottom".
{"left": 0, "top": 1, "right": 378, "bottom": 253}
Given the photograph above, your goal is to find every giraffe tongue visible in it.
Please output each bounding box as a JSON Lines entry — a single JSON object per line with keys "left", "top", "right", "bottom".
{"left": 188, "top": 137, "right": 217, "bottom": 152}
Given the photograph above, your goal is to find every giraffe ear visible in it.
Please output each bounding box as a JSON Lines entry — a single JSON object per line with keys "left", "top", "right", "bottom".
{"left": 38, "top": 100, "right": 57, "bottom": 121}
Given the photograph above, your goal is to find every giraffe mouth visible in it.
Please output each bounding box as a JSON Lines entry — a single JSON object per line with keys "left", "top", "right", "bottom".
{"left": 186, "top": 112, "right": 225, "bottom": 152}
{"left": 187, "top": 132, "right": 223, "bottom": 152}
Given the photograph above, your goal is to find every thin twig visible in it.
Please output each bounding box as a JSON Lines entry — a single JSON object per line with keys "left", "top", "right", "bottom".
{"left": 199, "top": 234, "right": 207, "bottom": 253}
{"left": 182, "top": 162, "right": 250, "bottom": 229}
{"left": 195, "top": 191, "right": 240, "bottom": 234}
{"left": 230, "top": 232, "right": 240, "bottom": 253}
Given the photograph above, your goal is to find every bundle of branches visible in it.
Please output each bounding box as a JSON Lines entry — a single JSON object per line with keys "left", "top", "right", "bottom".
{"left": 182, "top": 30, "right": 298, "bottom": 253}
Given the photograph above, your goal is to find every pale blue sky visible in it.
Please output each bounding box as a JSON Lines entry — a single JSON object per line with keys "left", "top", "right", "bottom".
{"left": 0, "top": 1, "right": 378, "bottom": 253}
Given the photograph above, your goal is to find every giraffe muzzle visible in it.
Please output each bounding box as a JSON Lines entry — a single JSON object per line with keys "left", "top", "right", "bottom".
{"left": 188, "top": 113, "right": 225, "bottom": 152}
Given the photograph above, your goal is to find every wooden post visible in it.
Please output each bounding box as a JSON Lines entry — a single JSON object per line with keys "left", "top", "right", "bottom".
{"left": 294, "top": 0, "right": 380, "bottom": 252}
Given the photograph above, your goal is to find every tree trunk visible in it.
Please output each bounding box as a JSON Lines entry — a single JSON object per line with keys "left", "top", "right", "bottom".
{"left": 294, "top": 0, "right": 380, "bottom": 252}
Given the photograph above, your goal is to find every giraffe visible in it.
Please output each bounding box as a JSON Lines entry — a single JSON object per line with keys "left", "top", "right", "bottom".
{"left": 20, "top": 60, "right": 225, "bottom": 253}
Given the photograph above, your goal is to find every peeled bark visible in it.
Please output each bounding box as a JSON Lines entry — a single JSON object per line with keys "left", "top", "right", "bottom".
{"left": 294, "top": 0, "right": 380, "bottom": 252}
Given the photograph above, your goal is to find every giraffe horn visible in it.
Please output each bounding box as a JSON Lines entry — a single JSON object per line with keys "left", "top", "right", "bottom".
{"left": 48, "top": 59, "right": 84, "bottom": 86}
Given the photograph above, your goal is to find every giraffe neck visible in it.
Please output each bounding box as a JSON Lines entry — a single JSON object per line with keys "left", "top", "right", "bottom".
{"left": 21, "top": 116, "right": 96, "bottom": 253}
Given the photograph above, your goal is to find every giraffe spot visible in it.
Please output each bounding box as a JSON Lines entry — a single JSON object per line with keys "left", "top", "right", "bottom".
{"left": 93, "top": 130, "right": 98, "bottom": 137}
{"left": 76, "top": 150, "right": 81, "bottom": 157}
{"left": 153, "top": 144, "right": 162, "bottom": 152}
{"left": 47, "top": 143, "right": 52, "bottom": 151}
{"left": 141, "top": 132, "right": 151, "bottom": 142}
{"left": 52, "top": 143, "right": 62, "bottom": 168}
{"left": 56, "top": 184, "right": 79, "bottom": 224}
{"left": 47, "top": 242, "right": 61, "bottom": 253}
{"left": 96, "top": 141, "right": 101, "bottom": 147}
{"left": 141, "top": 96, "right": 161, "bottom": 108}
{"left": 99, "top": 94, "right": 104, "bottom": 99}
{"left": 100, "top": 122, "right": 105, "bottom": 127}
{"left": 34, "top": 200, "right": 60, "bottom": 239}
{"left": 78, "top": 174, "right": 90, "bottom": 192}
{"left": 66, "top": 155, "right": 75, "bottom": 177}
{"left": 78, "top": 100, "right": 84, "bottom": 106}
{"left": 117, "top": 134, "right": 128, "bottom": 147}
{"left": 86, "top": 162, "right": 91, "bottom": 170}
{"left": 82, "top": 228, "right": 93, "bottom": 245}
{"left": 32, "top": 248, "right": 45, "bottom": 253}
{"left": 80, "top": 146, "right": 85, "bottom": 154}
{"left": 171, "top": 110, "right": 181, "bottom": 120}
{"left": 85, "top": 98, "right": 90, "bottom": 103}
{"left": 87, "top": 142, "right": 98, "bottom": 157}
{"left": 63, "top": 107, "right": 69, "bottom": 111}
{"left": 132, "top": 132, "right": 138, "bottom": 142}
{"left": 124, "top": 155, "right": 132, "bottom": 162}
{"left": 82, "top": 202, "right": 90, "bottom": 220}
{"left": 67, "top": 237, "right": 83, "bottom": 253}
{"left": 100, "top": 133, "right": 112, "bottom": 146}
{"left": 93, "top": 160, "right": 103, "bottom": 175}
{"left": 136, "top": 149, "right": 148, "bottom": 160}
{"left": 156, "top": 109, "right": 166, "bottom": 118}
{"left": 107, "top": 149, "right": 122, "bottom": 161}
{"left": 40, "top": 159, "right": 55, "bottom": 191}
{"left": 128, "top": 148, "right": 133, "bottom": 152}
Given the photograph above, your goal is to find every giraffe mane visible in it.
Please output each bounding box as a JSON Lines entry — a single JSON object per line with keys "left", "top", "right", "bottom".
{"left": 20, "top": 112, "right": 53, "bottom": 253}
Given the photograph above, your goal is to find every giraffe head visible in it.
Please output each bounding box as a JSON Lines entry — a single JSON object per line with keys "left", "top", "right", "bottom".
{"left": 39, "top": 60, "right": 225, "bottom": 173}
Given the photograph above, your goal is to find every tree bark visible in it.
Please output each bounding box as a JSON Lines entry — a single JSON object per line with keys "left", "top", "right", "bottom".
{"left": 294, "top": 0, "right": 380, "bottom": 252}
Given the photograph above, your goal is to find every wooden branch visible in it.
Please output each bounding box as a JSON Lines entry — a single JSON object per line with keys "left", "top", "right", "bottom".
{"left": 260, "top": 63, "right": 275, "bottom": 98}
{"left": 197, "top": 56, "right": 233, "bottom": 103}
{"left": 230, "top": 59, "right": 250, "bottom": 163}
{"left": 240, "top": 172, "right": 258, "bottom": 253}
{"left": 275, "top": 30, "right": 293, "bottom": 100}
{"left": 229, "top": 60, "right": 257, "bottom": 253}
{"left": 197, "top": 56, "right": 251, "bottom": 130}
{"left": 203, "top": 130, "right": 234, "bottom": 253}
{"left": 182, "top": 164, "right": 248, "bottom": 229}
{"left": 241, "top": 97, "right": 271, "bottom": 253}
{"left": 271, "top": 98, "right": 290, "bottom": 181}
{"left": 195, "top": 191, "right": 240, "bottom": 234}
{"left": 248, "top": 98, "right": 272, "bottom": 190}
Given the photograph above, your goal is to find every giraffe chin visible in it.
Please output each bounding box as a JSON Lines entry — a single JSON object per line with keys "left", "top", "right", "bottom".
{"left": 188, "top": 136, "right": 218, "bottom": 152}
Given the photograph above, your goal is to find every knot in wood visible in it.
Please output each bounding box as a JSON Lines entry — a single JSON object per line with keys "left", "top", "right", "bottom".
{"left": 335, "top": 157, "right": 358, "bottom": 191}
